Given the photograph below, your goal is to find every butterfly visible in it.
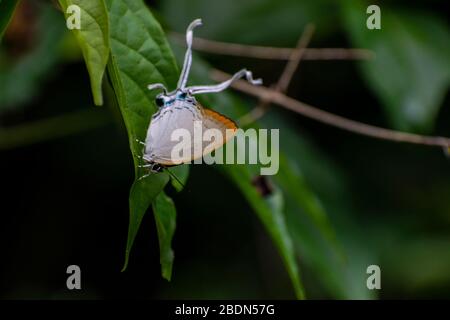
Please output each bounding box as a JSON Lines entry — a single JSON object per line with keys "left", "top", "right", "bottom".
{"left": 139, "top": 19, "right": 262, "bottom": 177}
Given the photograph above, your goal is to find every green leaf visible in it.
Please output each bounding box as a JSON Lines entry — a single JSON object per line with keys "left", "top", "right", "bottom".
{"left": 277, "top": 155, "right": 340, "bottom": 251}
{"left": 0, "top": 5, "right": 66, "bottom": 112}
{"left": 222, "top": 165, "right": 305, "bottom": 299}
{"left": 104, "top": 0, "right": 180, "bottom": 271}
{"left": 264, "top": 112, "right": 376, "bottom": 299}
{"left": 262, "top": 114, "right": 343, "bottom": 259}
{"left": 342, "top": 2, "right": 450, "bottom": 132}
{"left": 124, "top": 173, "right": 170, "bottom": 270}
{"left": 169, "top": 49, "right": 323, "bottom": 299}
{"left": 168, "top": 165, "right": 190, "bottom": 192}
{"left": 0, "top": 0, "right": 19, "bottom": 41}
{"left": 152, "top": 191, "right": 177, "bottom": 281}
{"left": 58, "top": 0, "right": 109, "bottom": 106}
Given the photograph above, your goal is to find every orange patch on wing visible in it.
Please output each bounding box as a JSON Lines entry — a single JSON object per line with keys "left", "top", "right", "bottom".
{"left": 202, "top": 108, "right": 238, "bottom": 144}
{"left": 203, "top": 108, "right": 237, "bottom": 129}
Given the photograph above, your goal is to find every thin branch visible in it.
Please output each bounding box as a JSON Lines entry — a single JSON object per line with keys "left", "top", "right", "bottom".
{"left": 239, "top": 25, "right": 315, "bottom": 126}
{"left": 276, "top": 24, "right": 315, "bottom": 92}
{"left": 212, "top": 69, "right": 450, "bottom": 150}
{"left": 170, "top": 32, "right": 375, "bottom": 61}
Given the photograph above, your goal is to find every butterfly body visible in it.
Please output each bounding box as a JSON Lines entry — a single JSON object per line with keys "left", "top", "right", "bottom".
{"left": 143, "top": 90, "right": 237, "bottom": 172}
{"left": 141, "top": 19, "right": 262, "bottom": 176}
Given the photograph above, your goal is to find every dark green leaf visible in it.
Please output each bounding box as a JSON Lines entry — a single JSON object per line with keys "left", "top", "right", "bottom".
{"left": 0, "top": 0, "right": 19, "bottom": 41}
{"left": 124, "top": 173, "right": 169, "bottom": 270}
{"left": 171, "top": 49, "right": 305, "bottom": 298}
{"left": 152, "top": 191, "right": 177, "bottom": 281}
{"left": 104, "top": 0, "right": 179, "bottom": 271}
{"left": 261, "top": 113, "right": 344, "bottom": 257}
{"left": 168, "top": 165, "right": 190, "bottom": 192}
{"left": 265, "top": 112, "right": 376, "bottom": 299}
{"left": 170, "top": 46, "right": 356, "bottom": 298}
{"left": 58, "top": 0, "right": 110, "bottom": 106}
{"left": 342, "top": 2, "right": 450, "bottom": 132}
{"left": 276, "top": 154, "right": 341, "bottom": 255}
{"left": 222, "top": 164, "right": 305, "bottom": 299}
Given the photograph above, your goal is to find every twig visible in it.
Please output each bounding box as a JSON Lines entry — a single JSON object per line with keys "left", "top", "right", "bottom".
{"left": 239, "top": 24, "right": 315, "bottom": 126}
{"left": 276, "top": 24, "right": 315, "bottom": 93}
{"left": 212, "top": 69, "right": 450, "bottom": 150}
{"left": 170, "top": 32, "right": 374, "bottom": 61}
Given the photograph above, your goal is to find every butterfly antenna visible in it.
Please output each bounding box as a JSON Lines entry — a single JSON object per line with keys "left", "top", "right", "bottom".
{"left": 165, "top": 168, "right": 186, "bottom": 190}
{"left": 177, "top": 19, "right": 202, "bottom": 90}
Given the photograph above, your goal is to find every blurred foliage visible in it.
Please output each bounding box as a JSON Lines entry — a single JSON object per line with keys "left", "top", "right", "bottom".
{"left": 343, "top": 1, "right": 450, "bottom": 132}
{"left": 0, "top": 3, "right": 66, "bottom": 111}
{"left": 263, "top": 114, "right": 376, "bottom": 299}
{"left": 0, "top": 0, "right": 19, "bottom": 40}
{"left": 161, "top": 0, "right": 338, "bottom": 46}
{"left": 0, "top": 0, "right": 449, "bottom": 300}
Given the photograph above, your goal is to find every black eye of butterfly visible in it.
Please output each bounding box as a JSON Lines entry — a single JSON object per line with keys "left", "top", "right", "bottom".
{"left": 178, "top": 92, "right": 187, "bottom": 99}
{"left": 155, "top": 96, "right": 164, "bottom": 107}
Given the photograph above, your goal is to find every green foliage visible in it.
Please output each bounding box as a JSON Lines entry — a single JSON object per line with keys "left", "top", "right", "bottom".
{"left": 264, "top": 114, "right": 376, "bottom": 299}
{"left": 58, "top": 0, "right": 110, "bottom": 106}
{"left": 152, "top": 191, "right": 177, "bottom": 281}
{"left": 276, "top": 154, "right": 340, "bottom": 257}
{"left": 103, "top": 0, "right": 180, "bottom": 277}
{"left": 161, "top": 0, "right": 337, "bottom": 45}
{"left": 102, "top": 0, "right": 312, "bottom": 292}
{"left": 342, "top": 1, "right": 450, "bottom": 132}
{"left": 2, "top": 0, "right": 449, "bottom": 299}
{"left": 177, "top": 51, "right": 344, "bottom": 298}
{"left": 0, "top": 0, "right": 19, "bottom": 41}
{"left": 124, "top": 172, "right": 170, "bottom": 271}
{"left": 223, "top": 165, "right": 305, "bottom": 299}
{"left": 169, "top": 165, "right": 190, "bottom": 192}
{"left": 0, "top": 5, "right": 66, "bottom": 111}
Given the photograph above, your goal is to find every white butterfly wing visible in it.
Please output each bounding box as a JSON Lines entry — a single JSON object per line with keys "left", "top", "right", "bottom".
{"left": 145, "top": 100, "right": 200, "bottom": 164}
{"left": 145, "top": 101, "right": 237, "bottom": 165}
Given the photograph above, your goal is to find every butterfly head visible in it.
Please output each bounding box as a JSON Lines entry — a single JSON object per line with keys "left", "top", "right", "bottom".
{"left": 154, "top": 89, "right": 196, "bottom": 108}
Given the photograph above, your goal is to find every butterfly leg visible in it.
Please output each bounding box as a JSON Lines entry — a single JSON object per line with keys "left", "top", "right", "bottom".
{"left": 137, "top": 162, "right": 158, "bottom": 180}
{"left": 137, "top": 172, "right": 152, "bottom": 181}
{"left": 187, "top": 69, "right": 262, "bottom": 95}
{"left": 137, "top": 162, "right": 163, "bottom": 172}
{"left": 135, "top": 138, "right": 145, "bottom": 146}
